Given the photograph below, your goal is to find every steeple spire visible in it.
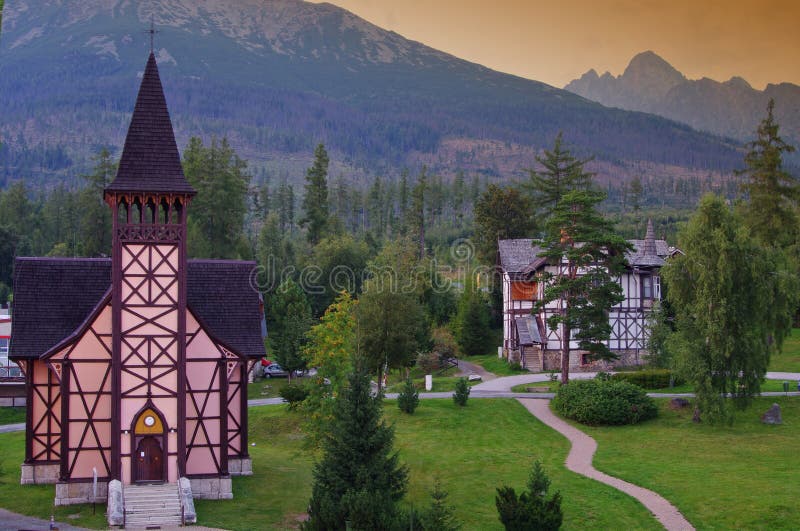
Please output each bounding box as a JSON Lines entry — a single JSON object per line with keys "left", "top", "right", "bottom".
{"left": 106, "top": 53, "right": 194, "bottom": 195}
{"left": 643, "top": 218, "right": 656, "bottom": 256}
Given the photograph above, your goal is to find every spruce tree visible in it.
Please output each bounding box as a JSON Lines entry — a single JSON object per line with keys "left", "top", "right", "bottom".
{"left": 495, "top": 460, "right": 562, "bottom": 531}
{"left": 739, "top": 99, "right": 799, "bottom": 248}
{"left": 523, "top": 132, "right": 593, "bottom": 221}
{"left": 452, "top": 275, "right": 492, "bottom": 357}
{"left": 300, "top": 143, "right": 330, "bottom": 244}
{"left": 303, "top": 366, "right": 408, "bottom": 530}
{"left": 420, "top": 480, "right": 461, "bottom": 531}
{"left": 534, "top": 188, "right": 632, "bottom": 384}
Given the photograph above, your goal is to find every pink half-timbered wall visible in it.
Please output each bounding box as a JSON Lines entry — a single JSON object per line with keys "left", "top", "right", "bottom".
{"left": 119, "top": 243, "right": 181, "bottom": 484}
{"left": 45, "top": 304, "right": 113, "bottom": 480}
{"left": 27, "top": 359, "right": 61, "bottom": 465}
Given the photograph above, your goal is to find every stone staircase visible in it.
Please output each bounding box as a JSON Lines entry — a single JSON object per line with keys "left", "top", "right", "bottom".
{"left": 123, "top": 483, "right": 183, "bottom": 529}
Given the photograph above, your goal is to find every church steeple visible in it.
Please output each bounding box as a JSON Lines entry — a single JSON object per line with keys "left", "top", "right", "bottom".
{"left": 106, "top": 53, "right": 194, "bottom": 196}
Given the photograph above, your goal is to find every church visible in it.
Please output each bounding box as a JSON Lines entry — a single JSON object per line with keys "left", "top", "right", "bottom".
{"left": 9, "top": 53, "right": 266, "bottom": 508}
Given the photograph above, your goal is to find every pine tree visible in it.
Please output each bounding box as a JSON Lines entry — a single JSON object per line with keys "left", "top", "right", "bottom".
{"left": 420, "top": 480, "right": 461, "bottom": 531}
{"left": 300, "top": 143, "right": 330, "bottom": 244}
{"left": 739, "top": 99, "right": 799, "bottom": 248}
{"left": 473, "top": 184, "right": 535, "bottom": 265}
{"left": 452, "top": 275, "right": 492, "bottom": 357}
{"left": 303, "top": 366, "right": 408, "bottom": 530}
{"left": 269, "top": 279, "right": 313, "bottom": 381}
{"left": 523, "top": 132, "right": 593, "bottom": 221}
{"left": 410, "top": 169, "right": 427, "bottom": 258}
{"left": 495, "top": 461, "right": 562, "bottom": 531}
{"left": 534, "top": 188, "right": 632, "bottom": 384}
{"left": 78, "top": 148, "right": 116, "bottom": 257}
{"left": 663, "top": 194, "right": 799, "bottom": 423}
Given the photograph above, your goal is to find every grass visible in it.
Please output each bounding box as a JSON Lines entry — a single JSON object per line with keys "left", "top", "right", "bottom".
{"left": 195, "top": 400, "right": 658, "bottom": 530}
{"left": 248, "top": 377, "right": 294, "bottom": 399}
{"left": 584, "top": 397, "right": 800, "bottom": 530}
{"left": 385, "top": 375, "right": 480, "bottom": 393}
{"left": 467, "top": 354, "right": 529, "bottom": 376}
{"left": 769, "top": 328, "right": 800, "bottom": 372}
{"left": 0, "top": 431, "right": 108, "bottom": 529}
{"left": 510, "top": 379, "right": 794, "bottom": 394}
{"left": 0, "top": 407, "right": 26, "bottom": 425}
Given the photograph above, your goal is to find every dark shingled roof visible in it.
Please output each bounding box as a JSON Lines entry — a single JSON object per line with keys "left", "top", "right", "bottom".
{"left": 10, "top": 258, "right": 265, "bottom": 360}
{"left": 498, "top": 239, "right": 544, "bottom": 274}
{"left": 106, "top": 53, "right": 195, "bottom": 195}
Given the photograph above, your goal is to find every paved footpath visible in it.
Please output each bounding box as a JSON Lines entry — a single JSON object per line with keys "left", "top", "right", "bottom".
{"left": 518, "top": 399, "right": 695, "bottom": 531}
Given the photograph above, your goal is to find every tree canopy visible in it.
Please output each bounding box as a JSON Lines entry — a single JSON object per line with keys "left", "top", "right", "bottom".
{"left": 663, "top": 194, "right": 798, "bottom": 423}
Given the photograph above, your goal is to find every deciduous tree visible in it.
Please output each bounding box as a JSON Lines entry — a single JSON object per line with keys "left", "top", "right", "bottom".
{"left": 662, "top": 194, "right": 799, "bottom": 423}
{"left": 269, "top": 279, "right": 313, "bottom": 381}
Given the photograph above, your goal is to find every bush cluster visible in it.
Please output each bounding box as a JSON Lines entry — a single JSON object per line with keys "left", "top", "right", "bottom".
{"left": 611, "top": 369, "right": 681, "bottom": 389}
{"left": 552, "top": 379, "right": 657, "bottom": 426}
{"left": 279, "top": 384, "right": 309, "bottom": 409}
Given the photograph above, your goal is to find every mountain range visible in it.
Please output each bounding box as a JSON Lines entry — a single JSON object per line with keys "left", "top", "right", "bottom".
{"left": 0, "top": 1, "right": 743, "bottom": 188}
{"left": 565, "top": 51, "right": 800, "bottom": 146}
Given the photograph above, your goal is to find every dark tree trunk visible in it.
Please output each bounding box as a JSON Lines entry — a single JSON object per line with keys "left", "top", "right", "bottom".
{"left": 561, "top": 324, "right": 571, "bottom": 384}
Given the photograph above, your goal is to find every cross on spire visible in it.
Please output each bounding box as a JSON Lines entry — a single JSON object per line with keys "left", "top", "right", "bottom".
{"left": 144, "top": 16, "right": 159, "bottom": 53}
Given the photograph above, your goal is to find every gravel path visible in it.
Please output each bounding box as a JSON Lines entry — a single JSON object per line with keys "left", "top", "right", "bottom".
{"left": 454, "top": 359, "right": 497, "bottom": 381}
{"left": 0, "top": 508, "right": 90, "bottom": 531}
{"left": 518, "top": 399, "right": 695, "bottom": 531}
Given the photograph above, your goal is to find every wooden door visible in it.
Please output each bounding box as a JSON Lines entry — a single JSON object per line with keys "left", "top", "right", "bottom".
{"left": 135, "top": 436, "right": 164, "bottom": 482}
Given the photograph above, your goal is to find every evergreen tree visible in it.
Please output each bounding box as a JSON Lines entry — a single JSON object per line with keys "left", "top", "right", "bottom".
{"left": 739, "top": 99, "right": 799, "bottom": 248}
{"left": 452, "top": 377, "right": 470, "bottom": 406}
{"left": 397, "top": 378, "right": 419, "bottom": 414}
{"left": 523, "top": 132, "right": 593, "bottom": 221}
{"left": 78, "top": 148, "right": 116, "bottom": 257}
{"left": 473, "top": 184, "right": 535, "bottom": 265}
{"left": 495, "top": 461, "right": 562, "bottom": 531}
{"left": 662, "top": 194, "right": 799, "bottom": 423}
{"left": 269, "top": 279, "right": 313, "bottom": 381}
{"left": 303, "top": 366, "right": 408, "bottom": 530}
{"left": 534, "top": 188, "right": 632, "bottom": 384}
{"left": 257, "top": 212, "right": 295, "bottom": 293}
{"left": 183, "top": 136, "right": 251, "bottom": 259}
{"left": 410, "top": 169, "right": 428, "bottom": 258}
{"left": 300, "top": 143, "right": 330, "bottom": 244}
{"left": 398, "top": 169, "right": 410, "bottom": 233}
{"left": 452, "top": 275, "right": 492, "bottom": 356}
{"left": 420, "top": 480, "right": 461, "bottom": 531}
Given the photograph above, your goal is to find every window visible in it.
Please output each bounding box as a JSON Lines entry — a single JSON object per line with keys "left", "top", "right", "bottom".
{"left": 642, "top": 275, "right": 653, "bottom": 300}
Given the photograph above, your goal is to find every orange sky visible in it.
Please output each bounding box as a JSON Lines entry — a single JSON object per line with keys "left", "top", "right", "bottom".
{"left": 318, "top": 0, "right": 800, "bottom": 90}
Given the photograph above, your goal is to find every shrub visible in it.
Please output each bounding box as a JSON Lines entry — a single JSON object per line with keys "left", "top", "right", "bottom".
{"left": 496, "top": 460, "right": 562, "bottom": 530}
{"left": 508, "top": 361, "right": 523, "bottom": 372}
{"left": 279, "top": 384, "right": 309, "bottom": 409}
{"left": 453, "top": 377, "right": 470, "bottom": 407}
{"left": 612, "top": 369, "right": 681, "bottom": 389}
{"left": 420, "top": 480, "right": 462, "bottom": 531}
{"left": 417, "top": 351, "right": 441, "bottom": 374}
{"left": 398, "top": 378, "right": 420, "bottom": 414}
{"left": 552, "top": 379, "right": 657, "bottom": 426}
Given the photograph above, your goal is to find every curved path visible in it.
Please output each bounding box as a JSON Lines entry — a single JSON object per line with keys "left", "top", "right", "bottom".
{"left": 518, "top": 398, "right": 695, "bottom": 531}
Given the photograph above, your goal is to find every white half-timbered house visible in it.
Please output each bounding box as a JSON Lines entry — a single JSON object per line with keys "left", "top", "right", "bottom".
{"left": 499, "top": 220, "right": 678, "bottom": 371}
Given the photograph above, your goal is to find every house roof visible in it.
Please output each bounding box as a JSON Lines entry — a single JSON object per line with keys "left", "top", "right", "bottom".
{"left": 498, "top": 239, "right": 544, "bottom": 274}
{"left": 515, "top": 316, "right": 542, "bottom": 346}
{"left": 10, "top": 257, "right": 265, "bottom": 360}
{"left": 105, "top": 53, "right": 195, "bottom": 195}
{"left": 499, "top": 236, "right": 675, "bottom": 273}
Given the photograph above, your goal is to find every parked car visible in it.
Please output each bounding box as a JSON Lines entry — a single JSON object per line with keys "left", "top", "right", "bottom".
{"left": 263, "top": 363, "right": 288, "bottom": 378}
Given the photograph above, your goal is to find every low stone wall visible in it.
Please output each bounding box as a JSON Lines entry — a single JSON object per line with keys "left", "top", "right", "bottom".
{"left": 189, "top": 476, "right": 233, "bottom": 500}
{"left": 228, "top": 457, "right": 253, "bottom": 476}
{"left": 20, "top": 462, "right": 60, "bottom": 485}
{"left": 54, "top": 480, "right": 108, "bottom": 506}
{"left": 539, "top": 349, "right": 648, "bottom": 372}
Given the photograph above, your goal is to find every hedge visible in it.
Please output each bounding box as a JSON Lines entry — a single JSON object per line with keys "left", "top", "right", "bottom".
{"left": 611, "top": 369, "right": 681, "bottom": 389}
{"left": 552, "top": 379, "right": 658, "bottom": 426}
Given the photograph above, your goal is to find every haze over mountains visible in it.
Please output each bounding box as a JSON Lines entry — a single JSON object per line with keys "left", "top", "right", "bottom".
{"left": 565, "top": 51, "right": 800, "bottom": 146}
{"left": 0, "top": 1, "right": 743, "bottom": 187}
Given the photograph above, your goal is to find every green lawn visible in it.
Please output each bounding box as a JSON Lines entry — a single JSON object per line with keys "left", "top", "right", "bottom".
{"left": 248, "top": 377, "right": 293, "bottom": 399}
{"left": 195, "top": 400, "right": 658, "bottom": 530}
{"left": 511, "top": 379, "right": 794, "bottom": 394}
{"left": 467, "top": 354, "right": 529, "bottom": 376}
{"left": 584, "top": 397, "right": 800, "bottom": 530}
{"left": 0, "top": 431, "right": 108, "bottom": 529}
{"left": 0, "top": 407, "right": 26, "bottom": 425}
{"left": 385, "top": 375, "right": 480, "bottom": 393}
{"left": 770, "top": 328, "right": 800, "bottom": 372}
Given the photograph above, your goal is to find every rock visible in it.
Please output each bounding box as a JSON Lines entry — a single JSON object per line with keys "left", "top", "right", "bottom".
{"left": 761, "top": 403, "right": 782, "bottom": 425}
{"left": 467, "top": 374, "right": 482, "bottom": 382}
{"left": 106, "top": 480, "right": 124, "bottom": 527}
{"left": 668, "top": 398, "right": 690, "bottom": 410}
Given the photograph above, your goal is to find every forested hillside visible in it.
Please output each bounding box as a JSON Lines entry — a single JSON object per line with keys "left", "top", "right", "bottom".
{"left": 0, "top": 0, "right": 742, "bottom": 189}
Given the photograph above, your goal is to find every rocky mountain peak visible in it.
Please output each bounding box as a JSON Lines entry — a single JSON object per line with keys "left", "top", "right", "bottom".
{"left": 621, "top": 50, "right": 686, "bottom": 96}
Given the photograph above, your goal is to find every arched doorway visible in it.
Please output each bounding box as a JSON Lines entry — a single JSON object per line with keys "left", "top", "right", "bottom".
{"left": 132, "top": 407, "right": 166, "bottom": 483}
